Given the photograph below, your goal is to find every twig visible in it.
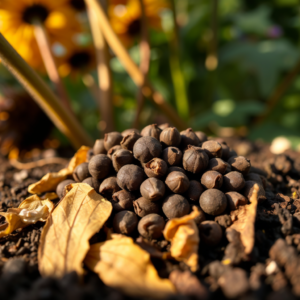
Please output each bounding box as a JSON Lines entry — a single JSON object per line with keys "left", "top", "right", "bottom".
{"left": 254, "top": 59, "right": 300, "bottom": 124}
{"left": 85, "top": 0, "right": 188, "bottom": 130}
{"left": 86, "top": 0, "right": 115, "bottom": 134}
{"left": 0, "top": 33, "right": 93, "bottom": 148}
{"left": 169, "top": 0, "right": 189, "bottom": 120}
{"left": 33, "top": 21, "right": 72, "bottom": 111}
{"left": 10, "top": 157, "right": 69, "bottom": 170}
{"left": 133, "top": 0, "right": 151, "bottom": 128}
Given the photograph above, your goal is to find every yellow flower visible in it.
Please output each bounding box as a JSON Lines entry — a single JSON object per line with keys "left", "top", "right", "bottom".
{"left": 0, "top": 0, "right": 83, "bottom": 70}
{"left": 109, "top": 0, "right": 169, "bottom": 47}
{"left": 57, "top": 45, "right": 95, "bottom": 77}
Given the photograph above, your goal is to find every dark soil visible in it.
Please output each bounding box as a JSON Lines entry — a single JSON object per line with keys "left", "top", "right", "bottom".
{"left": 1, "top": 139, "right": 300, "bottom": 300}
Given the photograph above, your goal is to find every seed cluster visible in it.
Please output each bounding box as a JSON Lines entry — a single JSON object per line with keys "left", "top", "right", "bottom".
{"left": 57, "top": 124, "right": 266, "bottom": 244}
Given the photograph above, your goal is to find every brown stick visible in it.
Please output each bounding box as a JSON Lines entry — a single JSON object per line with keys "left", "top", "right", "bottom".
{"left": 33, "top": 21, "right": 72, "bottom": 111}
{"left": 86, "top": 0, "right": 115, "bottom": 134}
{"left": 85, "top": 0, "right": 188, "bottom": 130}
{"left": 254, "top": 59, "right": 300, "bottom": 124}
{"left": 10, "top": 157, "right": 69, "bottom": 170}
{"left": 132, "top": 0, "right": 151, "bottom": 128}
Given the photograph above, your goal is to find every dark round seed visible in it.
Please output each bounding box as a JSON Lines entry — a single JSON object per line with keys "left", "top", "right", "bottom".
{"left": 225, "top": 162, "right": 231, "bottom": 173}
{"left": 133, "top": 136, "right": 162, "bottom": 163}
{"left": 104, "top": 132, "right": 123, "bottom": 151}
{"left": 165, "top": 171, "right": 190, "bottom": 194}
{"left": 274, "top": 154, "right": 292, "bottom": 174}
{"left": 117, "top": 164, "right": 145, "bottom": 191}
{"left": 112, "top": 190, "right": 135, "bottom": 212}
{"left": 223, "top": 171, "right": 245, "bottom": 191}
{"left": 138, "top": 214, "right": 165, "bottom": 239}
{"left": 140, "top": 178, "right": 165, "bottom": 201}
{"left": 121, "top": 128, "right": 140, "bottom": 136}
{"left": 207, "top": 158, "right": 227, "bottom": 174}
{"left": 226, "top": 192, "right": 248, "bottom": 211}
{"left": 195, "top": 131, "right": 207, "bottom": 143}
{"left": 183, "top": 145, "right": 209, "bottom": 173}
{"left": 202, "top": 140, "right": 223, "bottom": 158}
{"left": 144, "top": 158, "right": 168, "bottom": 178}
{"left": 56, "top": 179, "right": 75, "bottom": 198}
{"left": 87, "top": 149, "right": 94, "bottom": 162}
{"left": 113, "top": 211, "right": 138, "bottom": 235}
{"left": 120, "top": 131, "right": 141, "bottom": 151}
{"left": 82, "top": 177, "right": 101, "bottom": 191}
{"left": 133, "top": 197, "right": 161, "bottom": 217}
{"left": 221, "top": 143, "right": 230, "bottom": 160}
{"left": 141, "top": 124, "right": 162, "bottom": 140}
{"left": 185, "top": 181, "right": 204, "bottom": 201}
{"left": 107, "top": 145, "right": 122, "bottom": 160}
{"left": 192, "top": 205, "right": 206, "bottom": 225}
{"left": 201, "top": 171, "right": 223, "bottom": 189}
{"left": 244, "top": 173, "right": 263, "bottom": 186}
{"left": 199, "top": 221, "right": 223, "bottom": 246}
{"left": 242, "top": 181, "right": 266, "bottom": 203}
{"left": 199, "top": 189, "right": 227, "bottom": 216}
{"left": 167, "top": 166, "right": 186, "bottom": 174}
{"left": 158, "top": 123, "right": 170, "bottom": 130}
{"left": 227, "top": 156, "right": 251, "bottom": 175}
{"left": 93, "top": 139, "right": 106, "bottom": 155}
{"left": 88, "top": 154, "right": 112, "bottom": 180}
{"left": 99, "top": 177, "right": 121, "bottom": 198}
{"left": 160, "top": 127, "right": 181, "bottom": 147}
{"left": 180, "top": 128, "right": 200, "bottom": 148}
{"left": 228, "top": 148, "right": 237, "bottom": 159}
{"left": 73, "top": 162, "right": 90, "bottom": 182}
{"left": 162, "top": 194, "right": 190, "bottom": 219}
{"left": 112, "top": 149, "right": 133, "bottom": 172}
{"left": 162, "top": 147, "right": 182, "bottom": 166}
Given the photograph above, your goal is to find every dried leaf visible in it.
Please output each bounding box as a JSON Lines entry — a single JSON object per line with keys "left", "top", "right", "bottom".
{"left": 84, "top": 234, "right": 175, "bottom": 299}
{"left": 40, "top": 192, "right": 58, "bottom": 200}
{"left": 38, "top": 183, "right": 112, "bottom": 277}
{"left": 228, "top": 184, "right": 259, "bottom": 254}
{"left": 163, "top": 207, "right": 200, "bottom": 272}
{"left": 28, "top": 146, "right": 90, "bottom": 194}
{"left": 0, "top": 195, "right": 54, "bottom": 238}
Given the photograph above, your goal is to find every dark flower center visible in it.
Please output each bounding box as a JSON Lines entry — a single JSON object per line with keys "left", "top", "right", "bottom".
{"left": 70, "top": 0, "right": 86, "bottom": 11}
{"left": 22, "top": 4, "right": 49, "bottom": 24}
{"left": 127, "top": 19, "right": 141, "bottom": 37}
{"left": 69, "top": 52, "right": 91, "bottom": 69}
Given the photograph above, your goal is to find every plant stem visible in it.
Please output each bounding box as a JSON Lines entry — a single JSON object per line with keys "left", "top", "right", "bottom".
{"left": 33, "top": 21, "right": 72, "bottom": 111}
{"left": 85, "top": 0, "right": 188, "bottom": 130}
{"left": 0, "top": 33, "right": 93, "bottom": 149}
{"left": 133, "top": 0, "right": 151, "bottom": 128}
{"left": 169, "top": 0, "right": 189, "bottom": 120}
{"left": 86, "top": 0, "right": 115, "bottom": 134}
{"left": 254, "top": 59, "right": 300, "bottom": 124}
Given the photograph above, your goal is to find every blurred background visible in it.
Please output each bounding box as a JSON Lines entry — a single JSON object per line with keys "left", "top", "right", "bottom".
{"left": 0, "top": 0, "right": 300, "bottom": 156}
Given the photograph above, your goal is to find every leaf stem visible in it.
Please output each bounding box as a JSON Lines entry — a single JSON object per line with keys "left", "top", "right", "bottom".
{"left": 86, "top": 0, "right": 115, "bottom": 134}
{"left": 33, "top": 21, "right": 72, "bottom": 111}
{"left": 85, "top": 0, "right": 188, "bottom": 130}
{"left": 0, "top": 33, "right": 93, "bottom": 149}
{"left": 132, "top": 0, "right": 151, "bottom": 128}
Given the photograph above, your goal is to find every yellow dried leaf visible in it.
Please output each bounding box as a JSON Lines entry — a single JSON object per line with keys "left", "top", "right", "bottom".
{"left": 38, "top": 183, "right": 112, "bottom": 278}
{"left": 84, "top": 234, "right": 175, "bottom": 299}
{"left": 0, "top": 195, "right": 54, "bottom": 238}
{"left": 28, "top": 146, "right": 90, "bottom": 194}
{"left": 228, "top": 184, "right": 259, "bottom": 254}
{"left": 40, "top": 192, "right": 58, "bottom": 200}
{"left": 163, "top": 207, "right": 200, "bottom": 272}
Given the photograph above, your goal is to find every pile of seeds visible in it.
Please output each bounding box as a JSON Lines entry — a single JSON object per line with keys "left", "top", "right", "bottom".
{"left": 56, "top": 124, "right": 266, "bottom": 244}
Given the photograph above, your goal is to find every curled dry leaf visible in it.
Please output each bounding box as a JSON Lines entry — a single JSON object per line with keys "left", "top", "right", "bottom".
{"left": 28, "top": 146, "right": 90, "bottom": 194}
{"left": 227, "top": 184, "right": 259, "bottom": 254}
{"left": 84, "top": 234, "right": 175, "bottom": 299}
{"left": 0, "top": 195, "right": 54, "bottom": 238}
{"left": 163, "top": 206, "right": 200, "bottom": 272}
{"left": 38, "top": 183, "right": 112, "bottom": 278}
